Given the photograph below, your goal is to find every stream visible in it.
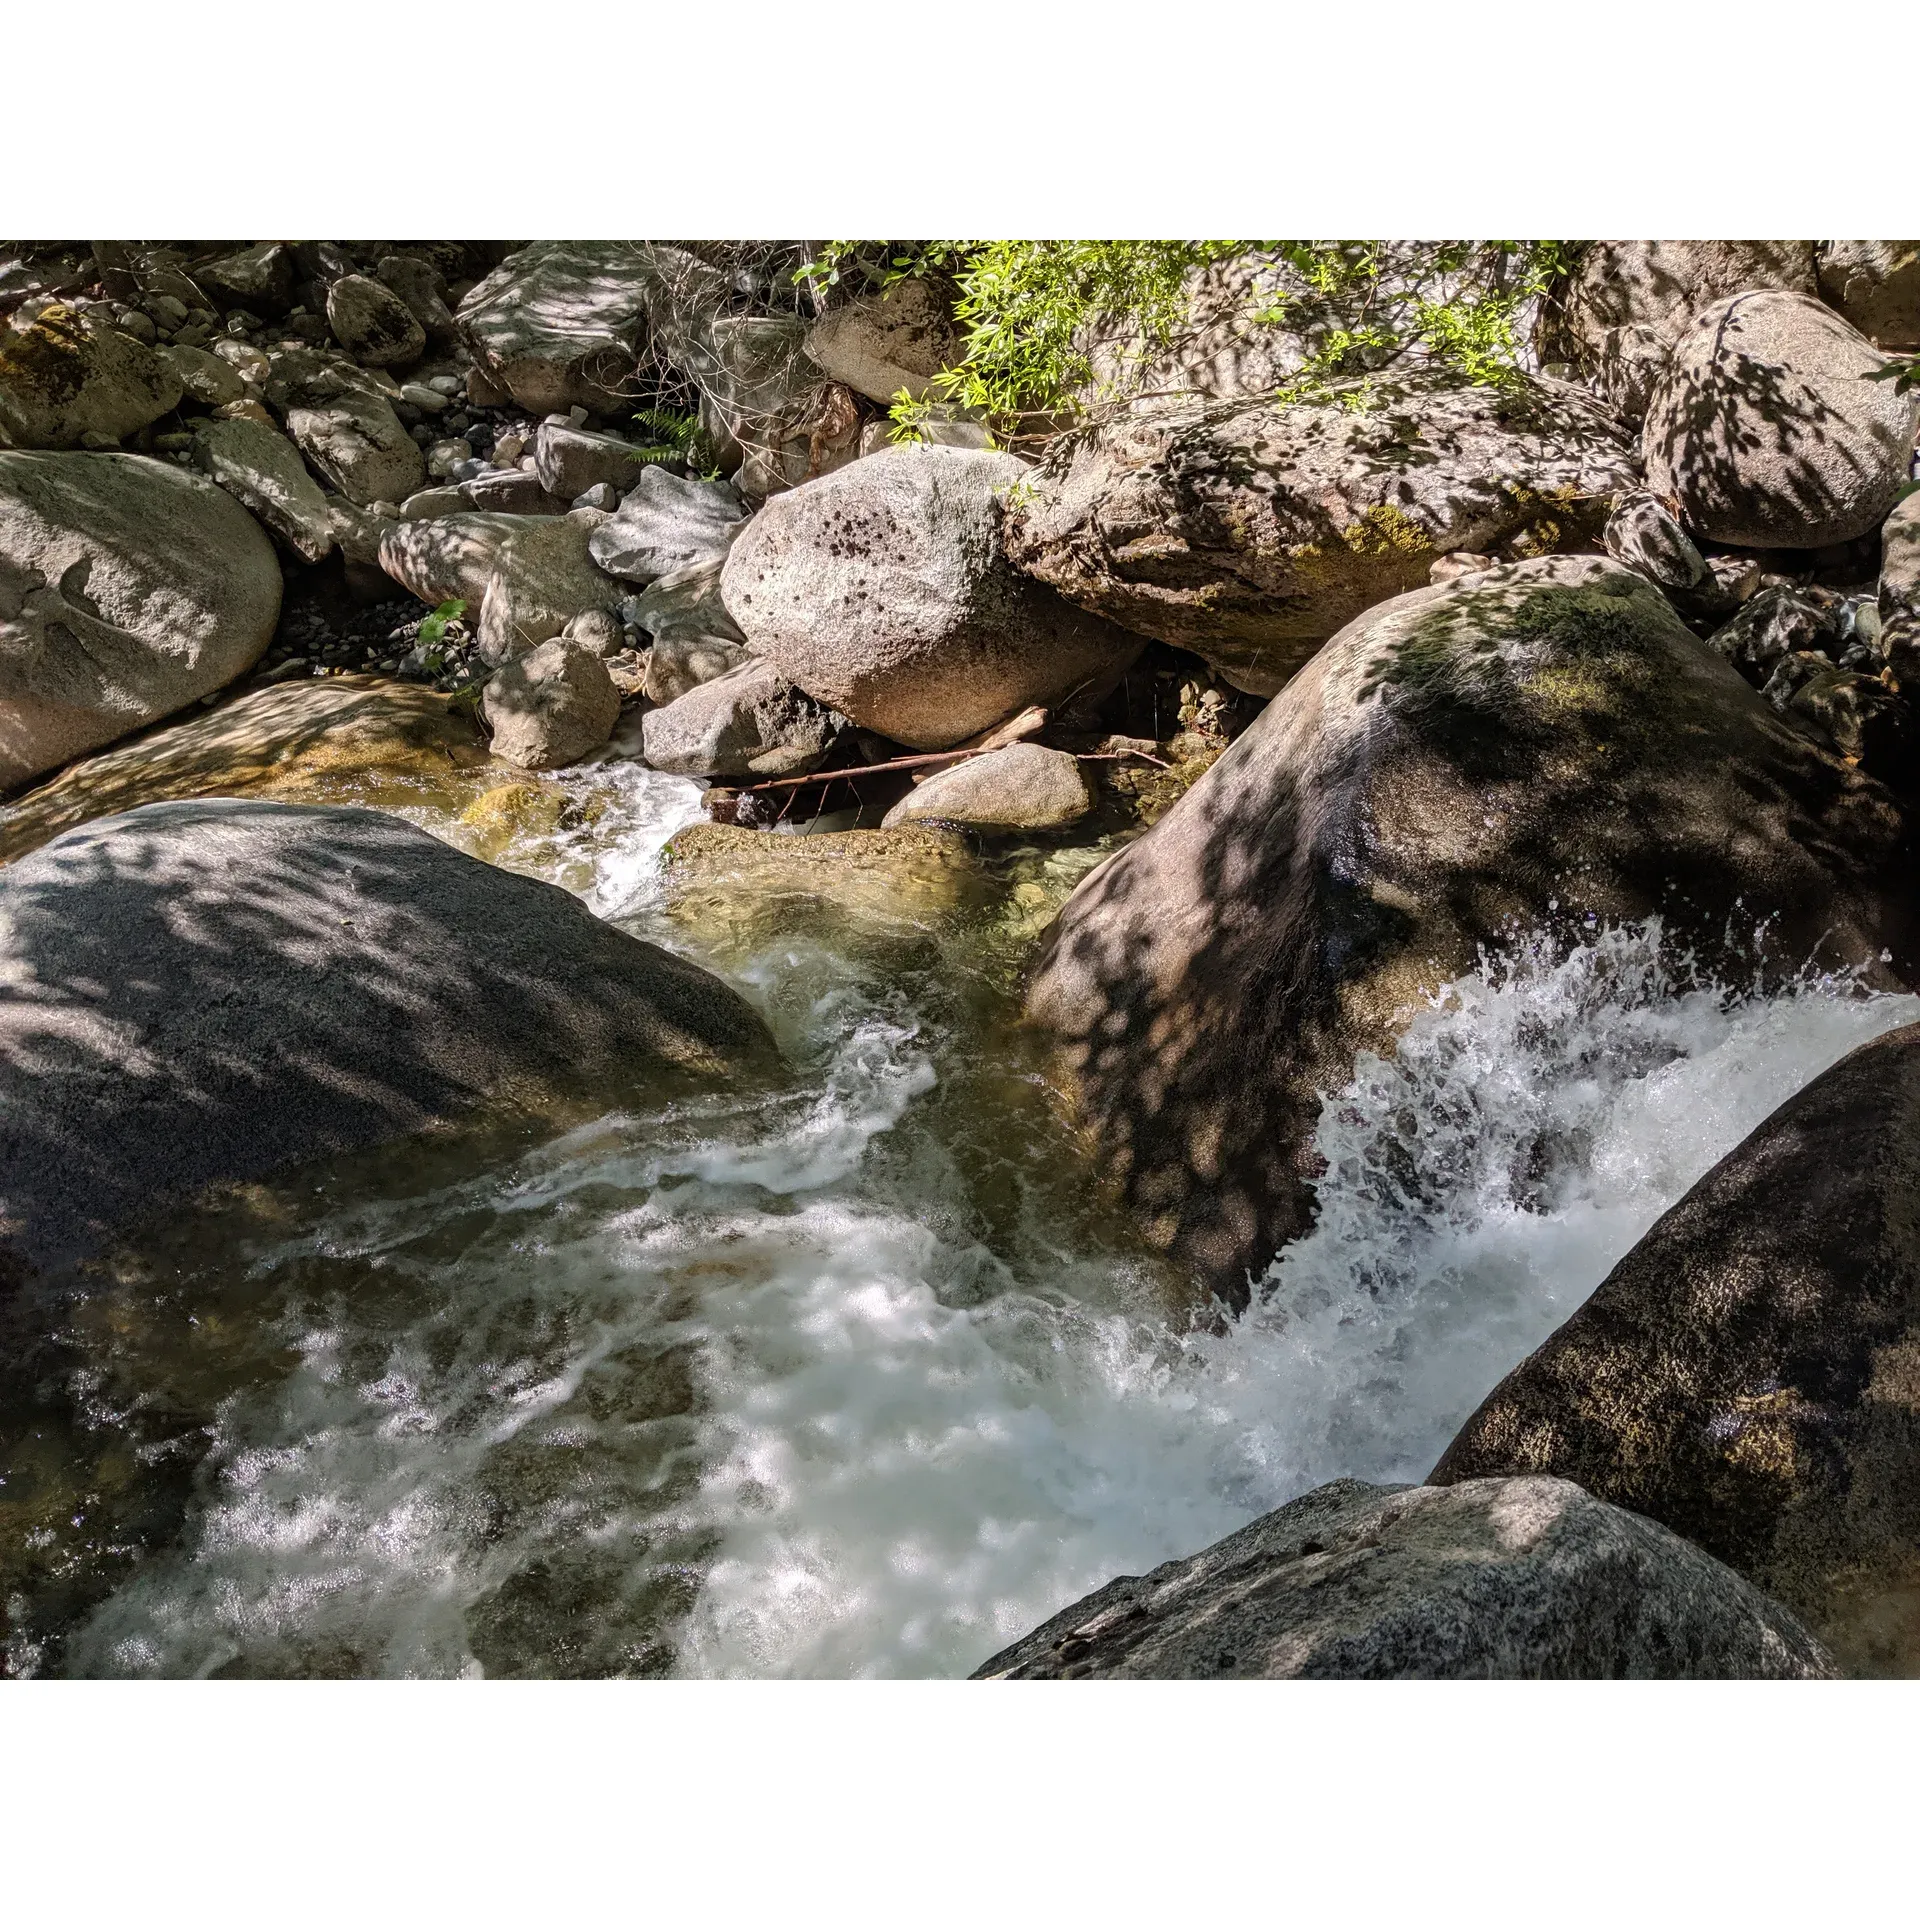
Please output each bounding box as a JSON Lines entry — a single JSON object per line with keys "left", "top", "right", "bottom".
{"left": 9, "top": 733, "right": 1919, "bottom": 1678}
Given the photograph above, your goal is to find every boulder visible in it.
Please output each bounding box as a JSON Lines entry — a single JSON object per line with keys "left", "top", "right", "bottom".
{"left": 1881, "top": 488, "right": 1920, "bottom": 630}
{"left": 559, "top": 607, "right": 625, "bottom": 657}
{"left": 0, "top": 675, "right": 489, "bottom": 865}
{"left": 1707, "top": 584, "right": 1850, "bottom": 683}
{"left": 643, "top": 631, "right": 747, "bottom": 705}
{"left": 378, "top": 509, "right": 623, "bottom": 664}
{"left": 588, "top": 465, "right": 746, "bottom": 582}
{"left": 722, "top": 445, "right": 1140, "bottom": 749}
{"left": 157, "top": 343, "right": 247, "bottom": 410}
{"left": 661, "top": 820, "right": 982, "bottom": 946}
{"left": 190, "top": 415, "right": 334, "bottom": 562}
{"left": 803, "top": 276, "right": 961, "bottom": 405}
{"left": 192, "top": 243, "right": 295, "bottom": 316}
{"left": 1601, "top": 488, "right": 1707, "bottom": 589}
{"left": 639, "top": 654, "right": 842, "bottom": 778}
{"left": 0, "top": 304, "right": 183, "bottom": 450}
{"left": 464, "top": 466, "right": 566, "bottom": 516}
{"left": 632, "top": 556, "right": 747, "bottom": 647}
{"left": 0, "top": 800, "right": 776, "bottom": 1280}
{"left": 1642, "top": 291, "right": 1920, "bottom": 551}
{"left": 1430, "top": 1020, "right": 1920, "bottom": 1676}
{"left": 1785, "top": 666, "right": 1913, "bottom": 785}
{"left": 974, "top": 1476, "right": 1836, "bottom": 1679}
{"left": 1024, "top": 555, "right": 1915, "bottom": 1301}
{"left": 1548, "top": 240, "right": 1820, "bottom": 419}
{"left": 285, "top": 386, "right": 426, "bottom": 506}
{"left": 325, "top": 274, "right": 427, "bottom": 368}
{"left": 1003, "top": 374, "right": 1638, "bottom": 697}
{"left": 456, "top": 240, "right": 658, "bottom": 414}
{"left": 1816, "top": 241, "right": 1920, "bottom": 351}
{"left": 481, "top": 634, "right": 621, "bottom": 770}
{"left": 373, "top": 254, "right": 457, "bottom": 342}
{"left": 883, "top": 742, "right": 1092, "bottom": 833}
{"left": 0, "top": 452, "right": 282, "bottom": 790}
{"left": 535, "top": 423, "right": 644, "bottom": 502}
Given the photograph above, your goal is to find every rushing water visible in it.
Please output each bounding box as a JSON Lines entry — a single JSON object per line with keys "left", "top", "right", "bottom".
{"left": 11, "top": 738, "right": 1920, "bottom": 1678}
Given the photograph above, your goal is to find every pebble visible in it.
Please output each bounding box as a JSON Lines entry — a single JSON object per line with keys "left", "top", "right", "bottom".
{"left": 402, "top": 383, "right": 450, "bottom": 413}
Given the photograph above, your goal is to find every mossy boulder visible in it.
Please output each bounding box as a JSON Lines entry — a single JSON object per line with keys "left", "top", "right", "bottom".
{"left": 1003, "top": 374, "right": 1638, "bottom": 696}
{"left": 0, "top": 304, "right": 182, "bottom": 450}
{"left": 1024, "top": 555, "right": 1916, "bottom": 1302}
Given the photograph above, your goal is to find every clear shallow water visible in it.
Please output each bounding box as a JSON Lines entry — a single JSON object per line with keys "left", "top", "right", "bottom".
{"left": 27, "top": 751, "right": 1920, "bottom": 1677}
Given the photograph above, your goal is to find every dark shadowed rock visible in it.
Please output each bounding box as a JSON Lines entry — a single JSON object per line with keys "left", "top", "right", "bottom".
{"left": 0, "top": 304, "right": 183, "bottom": 450}
{"left": 1431, "top": 1019, "right": 1920, "bottom": 1676}
{"left": 1642, "top": 291, "right": 1920, "bottom": 550}
{"left": 1, "top": 451, "right": 281, "bottom": 789}
{"left": 193, "top": 243, "right": 295, "bottom": 316}
{"left": 325, "top": 274, "right": 427, "bottom": 369}
{"left": 975, "top": 1475, "right": 1835, "bottom": 1678}
{"left": 1004, "top": 375, "right": 1637, "bottom": 696}
{"left": 1025, "top": 555, "right": 1915, "bottom": 1302}
{"left": 0, "top": 800, "right": 776, "bottom": 1280}
{"left": 722, "top": 445, "right": 1140, "bottom": 749}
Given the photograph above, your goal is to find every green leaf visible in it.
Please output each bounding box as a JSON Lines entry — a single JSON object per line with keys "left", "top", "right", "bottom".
{"left": 418, "top": 598, "right": 466, "bottom": 646}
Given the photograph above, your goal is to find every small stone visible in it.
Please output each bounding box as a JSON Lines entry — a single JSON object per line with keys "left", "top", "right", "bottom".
{"left": 572, "top": 482, "right": 617, "bottom": 511}
{"left": 401, "top": 382, "right": 450, "bottom": 413}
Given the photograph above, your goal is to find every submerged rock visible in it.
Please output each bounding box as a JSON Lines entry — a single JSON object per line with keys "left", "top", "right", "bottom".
{"left": 0, "top": 800, "right": 776, "bottom": 1282}
{"left": 0, "top": 675, "right": 489, "bottom": 864}
{"left": 1642, "top": 291, "right": 1920, "bottom": 550}
{"left": 1431, "top": 1020, "right": 1920, "bottom": 1677}
{"left": 1003, "top": 374, "right": 1637, "bottom": 696}
{"left": 722, "top": 445, "right": 1140, "bottom": 749}
{"left": 0, "top": 451, "right": 281, "bottom": 790}
{"left": 1024, "top": 555, "right": 1915, "bottom": 1302}
{"left": 974, "top": 1476, "right": 1836, "bottom": 1679}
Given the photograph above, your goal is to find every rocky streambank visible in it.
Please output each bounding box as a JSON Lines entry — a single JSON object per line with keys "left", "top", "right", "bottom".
{"left": 5, "top": 236, "right": 1920, "bottom": 1678}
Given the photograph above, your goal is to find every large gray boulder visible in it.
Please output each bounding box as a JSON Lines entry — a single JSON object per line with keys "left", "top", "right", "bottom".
{"left": 632, "top": 556, "right": 747, "bottom": 647}
{"left": 481, "top": 634, "right": 621, "bottom": 770}
{"left": 1816, "top": 241, "right": 1920, "bottom": 351}
{"left": 587, "top": 466, "right": 746, "bottom": 582}
{"left": 974, "top": 1476, "right": 1836, "bottom": 1679}
{"left": 1642, "top": 291, "right": 1920, "bottom": 551}
{"left": 1547, "top": 240, "right": 1820, "bottom": 419}
{"left": 0, "top": 452, "right": 282, "bottom": 790}
{"left": 639, "top": 654, "right": 842, "bottom": 778}
{"left": 722, "top": 445, "right": 1141, "bottom": 749}
{"left": 456, "top": 241, "right": 659, "bottom": 414}
{"left": 1003, "top": 374, "right": 1638, "bottom": 697}
{"left": 0, "top": 800, "right": 776, "bottom": 1280}
{"left": 285, "top": 385, "right": 425, "bottom": 506}
{"left": 379, "top": 509, "right": 624, "bottom": 664}
{"left": 1431, "top": 1019, "right": 1920, "bottom": 1678}
{"left": 534, "top": 423, "right": 644, "bottom": 502}
{"left": 1025, "top": 556, "right": 1914, "bottom": 1301}
{"left": 191, "top": 415, "right": 334, "bottom": 562}
{"left": 0, "top": 303, "right": 183, "bottom": 450}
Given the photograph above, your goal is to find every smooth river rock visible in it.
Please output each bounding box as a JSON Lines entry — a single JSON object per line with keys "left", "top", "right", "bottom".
{"left": 0, "top": 800, "right": 777, "bottom": 1280}
{"left": 974, "top": 1476, "right": 1836, "bottom": 1679}
{"left": 0, "top": 451, "right": 281, "bottom": 790}
{"left": 1024, "top": 555, "right": 1916, "bottom": 1302}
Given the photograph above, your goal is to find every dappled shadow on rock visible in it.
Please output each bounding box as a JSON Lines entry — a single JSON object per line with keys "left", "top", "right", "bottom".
{"left": 1024, "top": 555, "right": 1918, "bottom": 1307}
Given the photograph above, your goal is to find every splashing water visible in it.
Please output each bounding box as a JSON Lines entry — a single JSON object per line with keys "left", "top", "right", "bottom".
{"left": 39, "top": 757, "right": 1920, "bottom": 1678}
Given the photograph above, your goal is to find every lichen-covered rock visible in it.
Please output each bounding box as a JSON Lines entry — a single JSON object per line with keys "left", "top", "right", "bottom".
{"left": 325, "top": 274, "right": 427, "bottom": 368}
{"left": 1431, "top": 1019, "right": 1920, "bottom": 1676}
{"left": 0, "top": 675, "right": 489, "bottom": 864}
{"left": 1642, "top": 291, "right": 1920, "bottom": 550}
{"left": 191, "top": 415, "right": 334, "bottom": 562}
{"left": 1003, "top": 375, "right": 1638, "bottom": 696}
{"left": 0, "top": 800, "right": 777, "bottom": 1280}
{"left": 481, "top": 634, "right": 621, "bottom": 770}
{"left": 1024, "top": 556, "right": 1915, "bottom": 1300}
{"left": 722, "top": 445, "right": 1140, "bottom": 749}
{"left": 285, "top": 386, "right": 426, "bottom": 506}
{"left": 0, "top": 304, "right": 183, "bottom": 450}
{"left": 975, "top": 1476, "right": 1836, "bottom": 1679}
{"left": 0, "top": 451, "right": 281, "bottom": 789}
{"left": 1816, "top": 241, "right": 1920, "bottom": 351}
{"left": 379, "top": 509, "right": 623, "bottom": 664}
{"left": 1548, "top": 240, "right": 1820, "bottom": 418}
{"left": 639, "top": 655, "right": 843, "bottom": 778}
{"left": 883, "top": 742, "right": 1093, "bottom": 833}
